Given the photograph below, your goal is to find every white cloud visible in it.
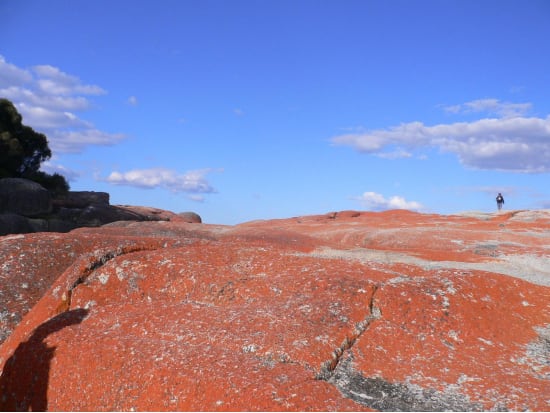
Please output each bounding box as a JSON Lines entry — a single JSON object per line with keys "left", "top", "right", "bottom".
{"left": 50, "top": 129, "right": 126, "bottom": 153}
{"left": 127, "top": 96, "right": 138, "bottom": 106}
{"left": 443, "top": 98, "right": 532, "bottom": 118}
{"left": 40, "top": 160, "right": 80, "bottom": 182}
{"left": 331, "top": 100, "right": 550, "bottom": 173}
{"left": 353, "top": 191, "right": 423, "bottom": 211}
{"left": 0, "top": 86, "right": 91, "bottom": 111}
{"left": 14, "top": 102, "right": 90, "bottom": 129}
{"left": 187, "top": 194, "right": 207, "bottom": 202}
{"left": 0, "top": 55, "right": 32, "bottom": 87}
{"left": 0, "top": 55, "right": 123, "bottom": 153}
{"left": 33, "top": 64, "right": 106, "bottom": 96}
{"left": 105, "top": 167, "right": 218, "bottom": 198}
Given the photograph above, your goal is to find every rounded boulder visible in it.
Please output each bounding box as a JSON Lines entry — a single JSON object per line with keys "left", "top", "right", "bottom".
{"left": 0, "top": 178, "right": 52, "bottom": 217}
{"left": 177, "top": 211, "right": 202, "bottom": 223}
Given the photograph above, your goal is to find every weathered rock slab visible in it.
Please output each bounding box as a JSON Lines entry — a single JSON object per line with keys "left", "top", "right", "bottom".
{"left": 53, "top": 191, "right": 109, "bottom": 208}
{"left": 0, "top": 178, "right": 188, "bottom": 234}
{"left": 0, "top": 209, "right": 548, "bottom": 411}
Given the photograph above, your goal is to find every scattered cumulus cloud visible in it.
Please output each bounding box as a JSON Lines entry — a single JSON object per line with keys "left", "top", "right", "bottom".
{"left": 331, "top": 99, "right": 550, "bottom": 173}
{"left": 0, "top": 86, "right": 91, "bottom": 111}
{"left": 127, "top": 95, "right": 138, "bottom": 106}
{"left": 443, "top": 98, "right": 532, "bottom": 118}
{"left": 0, "top": 55, "right": 32, "bottom": 87}
{"left": 53, "top": 129, "right": 126, "bottom": 153}
{"left": 187, "top": 194, "right": 207, "bottom": 202}
{"left": 33, "top": 64, "right": 106, "bottom": 96}
{"left": 353, "top": 191, "right": 423, "bottom": 211}
{"left": 40, "top": 160, "right": 81, "bottom": 182}
{"left": 105, "top": 167, "right": 219, "bottom": 201}
{"left": 15, "top": 102, "right": 91, "bottom": 130}
{"left": 0, "top": 55, "right": 125, "bottom": 154}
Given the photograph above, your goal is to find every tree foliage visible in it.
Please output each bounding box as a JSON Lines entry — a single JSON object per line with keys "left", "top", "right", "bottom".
{"left": 0, "top": 98, "right": 69, "bottom": 196}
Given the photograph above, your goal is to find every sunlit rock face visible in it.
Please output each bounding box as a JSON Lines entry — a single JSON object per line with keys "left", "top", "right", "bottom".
{"left": 1, "top": 209, "right": 549, "bottom": 411}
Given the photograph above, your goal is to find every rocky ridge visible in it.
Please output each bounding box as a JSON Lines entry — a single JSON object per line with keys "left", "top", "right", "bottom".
{"left": 0, "top": 208, "right": 549, "bottom": 411}
{"left": 0, "top": 178, "right": 200, "bottom": 235}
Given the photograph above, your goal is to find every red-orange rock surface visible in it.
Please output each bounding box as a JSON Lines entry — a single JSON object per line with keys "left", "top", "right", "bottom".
{"left": 1, "top": 209, "right": 549, "bottom": 411}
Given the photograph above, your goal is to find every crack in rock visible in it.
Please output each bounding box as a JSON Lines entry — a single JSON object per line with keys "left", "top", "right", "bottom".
{"left": 314, "top": 283, "right": 483, "bottom": 411}
{"left": 57, "top": 244, "right": 160, "bottom": 313}
{"left": 316, "top": 284, "right": 381, "bottom": 380}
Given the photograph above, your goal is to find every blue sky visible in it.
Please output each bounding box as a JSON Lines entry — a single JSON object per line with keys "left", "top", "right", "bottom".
{"left": 1, "top": 0, "right": 549, "bottom": 224}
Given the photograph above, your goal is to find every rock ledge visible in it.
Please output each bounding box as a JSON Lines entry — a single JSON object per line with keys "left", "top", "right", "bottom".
{"left": 0, "top": 178, "right": 197, "bottom": 235}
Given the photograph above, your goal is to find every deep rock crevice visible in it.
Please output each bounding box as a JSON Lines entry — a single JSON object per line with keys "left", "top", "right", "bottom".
{"left": 316, "top": 284, "right": 381, "bottom": 380}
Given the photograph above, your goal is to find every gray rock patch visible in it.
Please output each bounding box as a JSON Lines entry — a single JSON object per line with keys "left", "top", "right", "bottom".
{"left": 327, "top": 356, "right": 482, "bottom": 411}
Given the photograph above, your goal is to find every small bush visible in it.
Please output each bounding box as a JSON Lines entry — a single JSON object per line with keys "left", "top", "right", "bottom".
{"left": 29, "top": 171, "right": 70, "bottom": 198}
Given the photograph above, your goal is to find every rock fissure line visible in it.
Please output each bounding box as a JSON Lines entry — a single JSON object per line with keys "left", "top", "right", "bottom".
{"left": 316, "top": 284, "right": 381, "bottom": 380}
{"left": 59, "top": 244, "right": 161, "bottom": 313}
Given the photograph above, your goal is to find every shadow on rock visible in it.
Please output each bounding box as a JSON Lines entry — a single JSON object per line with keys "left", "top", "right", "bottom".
{"left": 0, "top": 308, "right": 88, "bottom": 411}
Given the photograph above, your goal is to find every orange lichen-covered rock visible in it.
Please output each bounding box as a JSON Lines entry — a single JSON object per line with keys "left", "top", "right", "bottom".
{"left": 0, "top": 209, "right": 549, "bottom": 411}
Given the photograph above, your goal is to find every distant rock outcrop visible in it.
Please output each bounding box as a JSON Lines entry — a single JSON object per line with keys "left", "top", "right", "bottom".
{"left": 0, "top": 178, "right": 198, "bottom": 235}
{"left": 0, "top": 178, "right": 52, "bottom": 217}
{"left": 176, "top": 211, "right": 202, "bottom": 223}
{"left": 53, "top": 191, "right": 110, "bottom": 208}
{"left": 0, "top": 209, "right": 548, "bottom": 411}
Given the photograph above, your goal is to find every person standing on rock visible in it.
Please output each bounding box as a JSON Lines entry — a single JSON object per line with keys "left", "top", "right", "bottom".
{"left": 496, "top": 193, "right": 505, "bottom": 211}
